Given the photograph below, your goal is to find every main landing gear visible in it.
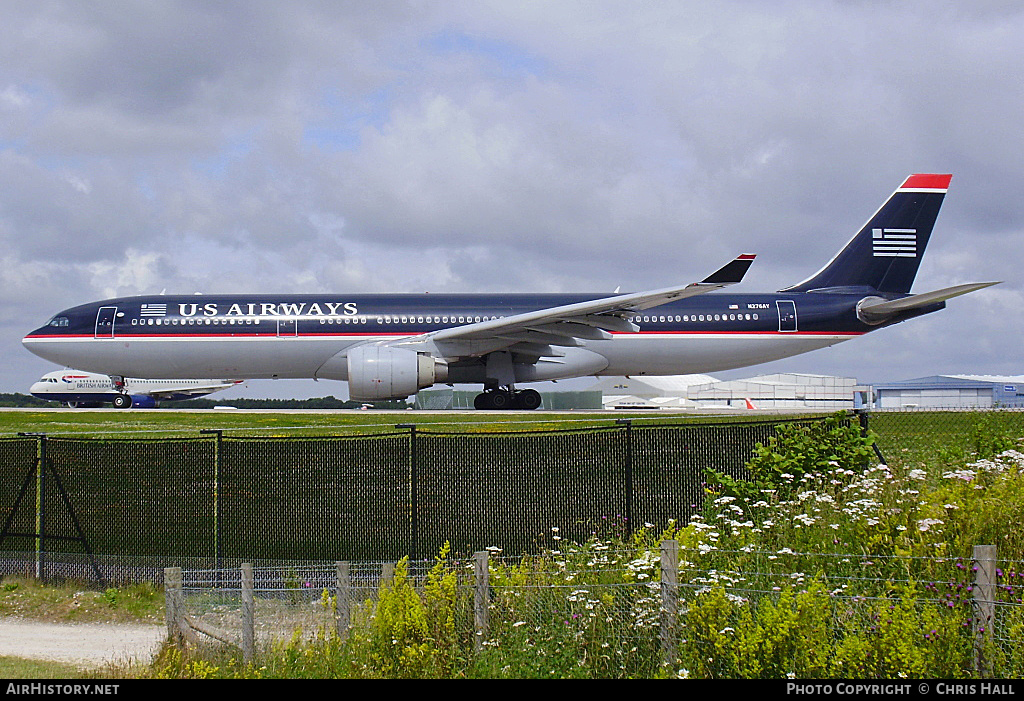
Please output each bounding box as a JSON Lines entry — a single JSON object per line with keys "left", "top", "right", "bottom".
{"left": 473, "top": 387, "right": 542, "bottom": 410}
{"left": 109, "top": 376, "right": 131, "bottom": 409}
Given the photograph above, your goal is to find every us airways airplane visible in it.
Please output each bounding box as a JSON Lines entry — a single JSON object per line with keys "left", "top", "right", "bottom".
{"left": 30, "top": 370, "right": 243, "bottom": 408}
{"left": 23, "top": 174, "right": 997, "bottom": 410}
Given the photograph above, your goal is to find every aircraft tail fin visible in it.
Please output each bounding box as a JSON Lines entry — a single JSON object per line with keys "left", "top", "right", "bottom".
{"left": 782, "top": 174, "right": 952, "bottom": 294}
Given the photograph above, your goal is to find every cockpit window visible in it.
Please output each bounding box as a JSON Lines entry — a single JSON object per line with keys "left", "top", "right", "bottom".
{"left": 47, "top": 317, "right": 70, "bottom": 327}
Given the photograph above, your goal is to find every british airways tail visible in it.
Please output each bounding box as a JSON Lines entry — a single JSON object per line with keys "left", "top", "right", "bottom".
{"left": 782, "top": 174, "right": 952, "bottom": 294}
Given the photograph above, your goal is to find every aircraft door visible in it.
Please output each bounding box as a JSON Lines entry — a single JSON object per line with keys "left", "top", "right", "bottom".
{"left": 95, "top": 306, "right": 117, "bottom": 338}
{"left": 776, "top": 300, "right": 797, "bottom": 332}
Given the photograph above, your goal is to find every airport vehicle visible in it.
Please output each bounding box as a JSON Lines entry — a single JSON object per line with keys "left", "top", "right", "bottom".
{"left": 23, "top": 174, "right": 997, "bottom": 409}
{"left": 29, "top": 369, "right": 242, "bottom": 408}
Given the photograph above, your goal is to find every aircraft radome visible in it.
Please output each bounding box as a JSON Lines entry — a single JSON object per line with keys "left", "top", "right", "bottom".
{"left": 23, "top": 174, "right": 998, "bottom": 410}
{"left": 30, "top": 369, "right": 242, "bottom": 408}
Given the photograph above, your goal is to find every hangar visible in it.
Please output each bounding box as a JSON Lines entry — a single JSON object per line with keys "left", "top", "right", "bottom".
{"left": 871, "top": 375, "right": 1024, "bottom": 409}
{"left": 685, "top": 373, "right": 866, "bottom": 411}
{"left": 587, "top": 373, "right": 866, "bottom": 411}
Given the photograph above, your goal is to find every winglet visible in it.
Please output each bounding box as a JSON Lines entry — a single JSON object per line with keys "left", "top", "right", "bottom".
{"left": 700, "top": 254, "right": 756, "bottom": 285}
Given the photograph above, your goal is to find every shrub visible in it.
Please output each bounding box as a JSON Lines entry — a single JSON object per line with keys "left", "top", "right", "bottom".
{"left": 706, "top": 413, "right": 877, "bottom": 508}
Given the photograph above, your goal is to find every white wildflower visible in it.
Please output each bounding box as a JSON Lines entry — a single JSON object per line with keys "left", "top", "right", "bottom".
{"left": 917, "top": 518, "right": 944, "bottom": 532}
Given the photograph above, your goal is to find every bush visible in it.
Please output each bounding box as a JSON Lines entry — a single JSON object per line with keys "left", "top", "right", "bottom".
{"left": 343, "top": 543, "right": 467, "bottom": 678}
{"left": 706, "top": 413, "right": 877, "bottom": 507}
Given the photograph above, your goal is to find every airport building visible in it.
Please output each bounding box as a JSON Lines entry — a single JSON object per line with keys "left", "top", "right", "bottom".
{"left": 587, "top": 373, "right": 867, "bottom": 411}
{"left": 871, "top": 375, "right": 1024, "bottom": 409}
{"left": 686, "top": 373, "right": 867, "bottom": 410}
{"left": 412, "top": 374, "right": 1024, "bottom": 412}
{"left": 586, "top": 375, "right": 717, "bottom": 410}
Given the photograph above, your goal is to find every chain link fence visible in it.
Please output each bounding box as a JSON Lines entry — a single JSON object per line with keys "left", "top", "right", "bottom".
{"left": 164, "top": 542, "right": 1019, "bottom": 678}
{"left": 3, "top": 409, "right": 1023, "bottom": 587}
{"left": 1, "top": 413, "right": 844, "bottom": 582}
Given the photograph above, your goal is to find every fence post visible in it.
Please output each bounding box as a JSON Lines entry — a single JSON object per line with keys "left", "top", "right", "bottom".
{"left": 855, "top": 408, "right": 888, "bottom": 466}
{"left": 15, "top": 433, "right": 46, "bottom": 581}
{"left": 336, "top": 561, "right": 351, "bottom": 640}
{"left": 35, "top": 434, "right": 45, "bottom": 581}
{"left": 164, "top": 567, "right": 185, "bottom": 647}
{"left": 199, "top": 429, "right": 223, "bottom": 577}
{"left": 397, "top": 424, "right": 417, "bottom": 561}
{"left": 973, "top": 544, "right": 997, "bottom": 678}
{"left": 241, "top": 563, "right": 255, "bottom": 663}
{"left": 617, "top": 419, "right": 634, "bottom": 538}
{"left": 474, "top": 550, "right": 490, "bottom": 653}
{"left": 660, "top": 539, "right": 679, "bottom": 666}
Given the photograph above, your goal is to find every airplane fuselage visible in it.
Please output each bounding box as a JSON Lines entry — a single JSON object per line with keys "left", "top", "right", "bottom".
{"left": 29, "top": 369, "right": 240, "bottom": 407}
{"left": 22, "top": 175, "right": 988, "bottom": 408}
{"left": 22, "top": 289, "right": 934, "bottom": 384}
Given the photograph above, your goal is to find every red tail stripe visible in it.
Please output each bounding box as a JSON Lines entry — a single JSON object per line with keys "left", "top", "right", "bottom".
{"left": 900, "top": 174, "right": 952, "bottom": 190}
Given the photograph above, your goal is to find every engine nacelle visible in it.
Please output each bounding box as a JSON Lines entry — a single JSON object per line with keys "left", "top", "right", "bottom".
{"left": 129, "top": 395, "right": 157, "bottom": 408}
{"left": 347, "top": 346, "right": 447, "bottom": 400}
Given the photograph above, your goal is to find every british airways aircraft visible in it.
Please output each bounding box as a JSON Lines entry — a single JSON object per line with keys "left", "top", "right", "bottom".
{"left": 23, "top": 174, "right": 997, "bottom": 410}
{"left": 29, "top": 370, "right": 242, "bottom": 408}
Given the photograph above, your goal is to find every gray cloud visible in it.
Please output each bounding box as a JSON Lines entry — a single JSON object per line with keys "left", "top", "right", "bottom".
{"left": 2, "top": 1, "right": 1020, "bottom": 397}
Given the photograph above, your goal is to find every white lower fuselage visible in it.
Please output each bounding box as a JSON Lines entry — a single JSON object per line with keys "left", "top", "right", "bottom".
{"left": 24, "top": 329, "right": 860, "bottom": 383}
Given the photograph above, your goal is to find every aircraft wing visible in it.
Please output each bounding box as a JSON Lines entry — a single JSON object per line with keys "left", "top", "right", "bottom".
{"left": 146, "top": 380, "right": 243, "bottom": 401}
{"left": 392, "top": 254, "right": 755, "bottom": 360}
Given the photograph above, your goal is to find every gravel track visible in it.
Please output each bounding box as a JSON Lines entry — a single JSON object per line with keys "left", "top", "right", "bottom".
{"left": 0, "top": 618, "right": 164, "bottom": 668}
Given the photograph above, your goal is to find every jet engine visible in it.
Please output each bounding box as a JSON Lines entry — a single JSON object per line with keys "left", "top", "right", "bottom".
{"left": 346, "top": 345, "right": 447, "bottom": 400}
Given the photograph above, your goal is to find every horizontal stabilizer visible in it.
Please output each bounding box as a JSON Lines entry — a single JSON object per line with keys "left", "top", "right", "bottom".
{"left": 857, "top": 282, "right": 999, "bottom": 324}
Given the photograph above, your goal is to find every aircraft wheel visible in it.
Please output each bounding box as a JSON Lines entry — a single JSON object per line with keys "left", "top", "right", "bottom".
{"left": 474, "top": 392, "right": 493, "bottom": 410}
{"left": 112, "top": 394, "right": 132, "bottom": 409}
{"left": 488, "top": 390, "right": 514, "bottom": 410}
{"left": 66, "top": 401, "right": 79, "bottom": 409}
{"left": 515, "top": 389, "right": 542, "bottom": 410}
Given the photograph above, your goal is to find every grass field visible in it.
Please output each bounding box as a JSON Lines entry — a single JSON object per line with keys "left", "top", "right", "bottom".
{"left": 3, "top": 406, "right": 1022, "bottom": 461}
{"left": 868, "top": 409, "right": 1024, "bottom": 469}
{"left": 2, "top": 408, "right": 1021, "bottom": 464}
{"left": 0, "top": 407, "right": 821, "bottom": 438}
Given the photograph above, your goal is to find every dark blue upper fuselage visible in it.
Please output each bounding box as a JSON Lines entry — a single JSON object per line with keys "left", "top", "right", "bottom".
{"left": 26, "top": 289, "right": 938, "bottom": 341}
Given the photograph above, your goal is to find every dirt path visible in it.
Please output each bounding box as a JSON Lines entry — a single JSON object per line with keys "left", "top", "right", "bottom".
{"left": 0, "top": 618, "right": 164, "bottom": 668}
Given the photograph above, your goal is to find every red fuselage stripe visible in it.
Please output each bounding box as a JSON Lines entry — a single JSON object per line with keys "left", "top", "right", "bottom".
{"left": 25, "top": 330, "right": 865, "bottom": 340}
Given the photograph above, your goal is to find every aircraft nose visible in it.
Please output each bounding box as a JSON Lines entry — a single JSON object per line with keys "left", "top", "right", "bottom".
{"left": 23, "top": 333, "right": 48, "bottom": 361}
{"left": 22, "top": 325, "right": 67, "bottom": 364}
{"left": 23, "top": 325, "right": 47, "bottom": 345}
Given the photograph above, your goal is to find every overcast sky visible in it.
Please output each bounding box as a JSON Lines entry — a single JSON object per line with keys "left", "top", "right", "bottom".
{"left": 2, "top": 1, "right": 1021, "bottom": 400}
